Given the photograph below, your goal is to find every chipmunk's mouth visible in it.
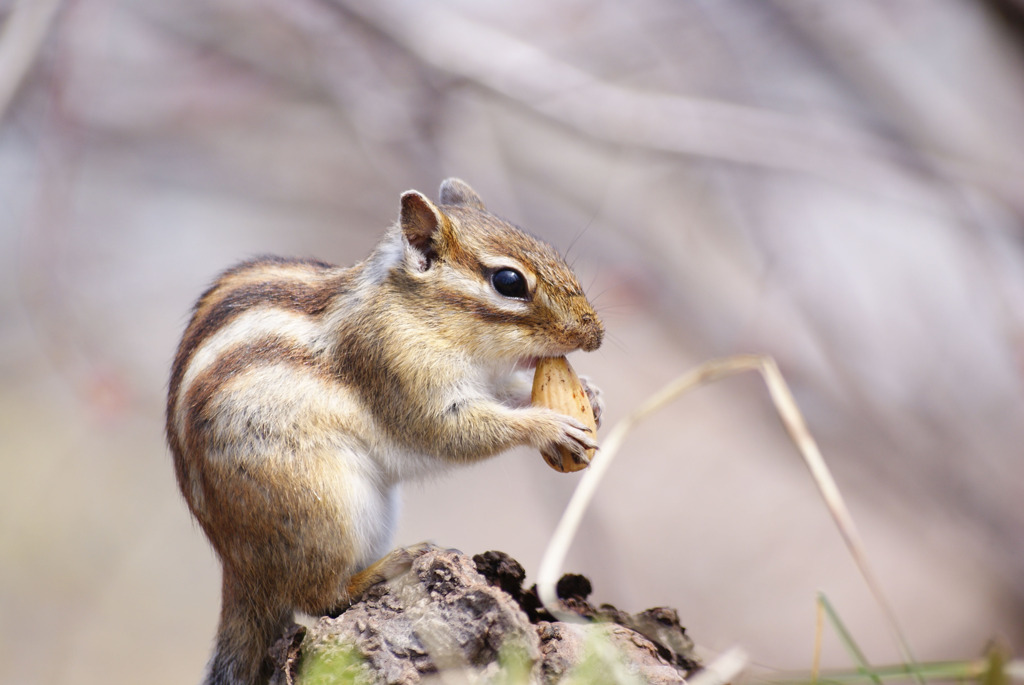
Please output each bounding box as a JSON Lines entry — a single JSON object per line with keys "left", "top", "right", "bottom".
{"left": 515, "top": 357, "right": 540, "bottom": 371}
{"left": 516, "top": 351, "right": 576, "bottom": 371}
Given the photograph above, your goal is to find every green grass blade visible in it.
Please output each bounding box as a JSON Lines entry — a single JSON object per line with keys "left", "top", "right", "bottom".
{"left": 818, "top": 593, "right": 883, "bottom": 685}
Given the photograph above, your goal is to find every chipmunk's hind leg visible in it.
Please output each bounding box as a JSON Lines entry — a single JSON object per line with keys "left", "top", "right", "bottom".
{"left": 329, "top": 542, "right": 436, "bottom": 615}
{"left": 205, "top": 570, "right": 291, "bottom": 685}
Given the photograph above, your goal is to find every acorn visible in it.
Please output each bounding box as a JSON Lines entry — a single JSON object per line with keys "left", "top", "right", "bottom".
{"left": 531, "top": 356, "right": 598, "bottom": 472}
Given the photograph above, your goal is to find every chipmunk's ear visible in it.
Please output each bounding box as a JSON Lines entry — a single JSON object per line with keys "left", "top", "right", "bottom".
{"left": 438, "top": 178, "right": 486, "bottom": 210}
{"left": 400, "top": 190, "right": 444, "bottom": 265}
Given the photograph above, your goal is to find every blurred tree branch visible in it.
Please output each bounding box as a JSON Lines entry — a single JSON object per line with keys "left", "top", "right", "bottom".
{"left": 331, "top": 0, "right": 1024, "bottom": 213}
{"left": 0, "top": 0, "right": 62, "bottom": 122}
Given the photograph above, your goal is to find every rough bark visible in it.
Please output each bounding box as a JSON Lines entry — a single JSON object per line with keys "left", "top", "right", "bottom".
{"left": 270, "top": 548, "right": 700, "bottom": 684}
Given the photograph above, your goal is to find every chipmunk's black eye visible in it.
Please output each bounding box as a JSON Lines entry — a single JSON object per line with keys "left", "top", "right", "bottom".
{"left": 491, "top": 268, "right": 529, "bottom": 300}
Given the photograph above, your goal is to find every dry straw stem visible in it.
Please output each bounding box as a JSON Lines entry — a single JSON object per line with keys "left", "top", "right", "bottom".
{"left": 537, "top": 354, "right": 918, "bottom": 673}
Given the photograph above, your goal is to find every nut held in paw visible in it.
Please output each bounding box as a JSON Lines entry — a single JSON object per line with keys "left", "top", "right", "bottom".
{"left": 530, "top": 356, "right": 598, "bottom": 472}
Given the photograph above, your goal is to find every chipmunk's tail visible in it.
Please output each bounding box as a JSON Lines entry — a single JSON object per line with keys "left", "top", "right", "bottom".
{"left": 202, "top": 572, "right": 290, "bottom": 685}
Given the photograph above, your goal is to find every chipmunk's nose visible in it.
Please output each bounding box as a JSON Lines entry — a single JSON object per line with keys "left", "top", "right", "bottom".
{"left": 577, "top": 308, "right": 604, "bottom": 352}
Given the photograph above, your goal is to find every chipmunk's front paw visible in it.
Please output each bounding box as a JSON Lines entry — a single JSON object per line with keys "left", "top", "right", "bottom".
{"left": 578, "top": 375, "right": 603, "bottom": 429}
{"left": 540, "top": 412, "right": 598, "bottom": 471}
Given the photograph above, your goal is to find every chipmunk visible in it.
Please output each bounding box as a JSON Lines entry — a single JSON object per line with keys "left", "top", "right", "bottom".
{"left": 166, "top": 178, "right": 604, "bottom": 685}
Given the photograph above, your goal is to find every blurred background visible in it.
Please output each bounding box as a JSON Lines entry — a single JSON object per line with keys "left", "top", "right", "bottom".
{"left": 2, "top": 0, "right": 1024, "bottom": 683}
